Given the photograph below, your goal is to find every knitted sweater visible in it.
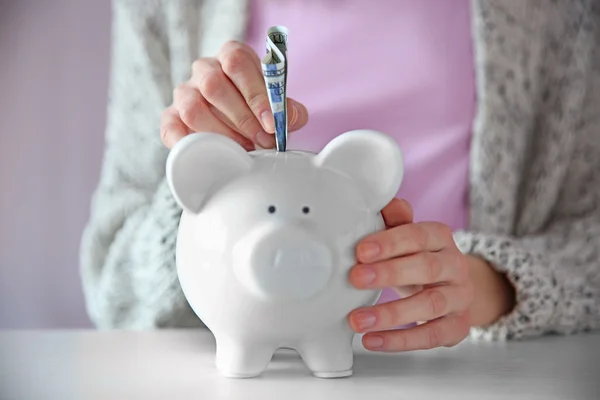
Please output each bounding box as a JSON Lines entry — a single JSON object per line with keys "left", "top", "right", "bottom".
{"left": 79, "top": 0, "right": 600, "bottom": 340}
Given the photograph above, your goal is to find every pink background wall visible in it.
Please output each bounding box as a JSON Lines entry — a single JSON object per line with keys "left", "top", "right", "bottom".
{"left": 0, "top": 0, "right": 111, "bottom": 328}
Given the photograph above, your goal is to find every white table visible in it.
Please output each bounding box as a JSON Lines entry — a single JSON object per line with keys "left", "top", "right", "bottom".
{"left": 1, "top": 330, "right": 599, "bottom": 400}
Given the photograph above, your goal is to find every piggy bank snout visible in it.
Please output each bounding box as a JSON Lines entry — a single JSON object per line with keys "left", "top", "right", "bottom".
{"left": 272, "top": 245, "right": 326, "bottom": 271}
{"left": 232, "top": 226, "right": 334, "bottom": 301}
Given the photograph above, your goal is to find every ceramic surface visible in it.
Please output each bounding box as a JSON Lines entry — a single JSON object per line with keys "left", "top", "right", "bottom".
{"left": 166, "top": 130, "right": 403, "bottom": 378}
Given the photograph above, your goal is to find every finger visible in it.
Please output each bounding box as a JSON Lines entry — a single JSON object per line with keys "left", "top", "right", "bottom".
{"left": 361, "top": 312, "right": 471, "bottom": 352}
{"left": 172, "top": 83, "right": 256, "bottom": 151}
{"left": 356, "top": 221, "right": 453, "bottom": 263}
{"left": 287, "top": 98, "right": 309, "bottom": 132}
{"left": 160, "top": 106, "right": 192, "bottom": 148}
{"left": 217, "top": 84, "right": 308, "bottom": 134}
{"left": 211, "top": 93, "right": 308, "bottom": 137}
{"left": 349, "top": 249, "right": 467, "bottom": 289}
{"left": 220, "top": 40, "right": 263, "bottom": 72}
{"left": 381, "top": 198, "right": 414, "bottom": 228}
{"left": 191, "top": 58, "right": 273, "bottom": 147}
{"left": 217, "top": 41, "right": 309, "bottom": 134}
{"left": 217, "top": 41, "right": 275, "bottom": 133}
{"left": 394, "top": 285, "right": 424, "bottom": 298}
{"left": 348, "top": 283, "right": 473, "bottom": 332}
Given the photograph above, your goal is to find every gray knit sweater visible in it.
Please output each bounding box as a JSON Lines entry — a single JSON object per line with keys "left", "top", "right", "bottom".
{"left": 80, "top": 0, "right": 600, "bottom": 341}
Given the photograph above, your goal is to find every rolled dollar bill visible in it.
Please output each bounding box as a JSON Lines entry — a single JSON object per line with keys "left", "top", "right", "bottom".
{"left": 261, "top": 26, "right": 288, "bottom": 152}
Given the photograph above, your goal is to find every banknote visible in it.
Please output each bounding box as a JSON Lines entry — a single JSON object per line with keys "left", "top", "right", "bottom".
{"left": 261, "top": 26, "right": 289, "bottom": 152}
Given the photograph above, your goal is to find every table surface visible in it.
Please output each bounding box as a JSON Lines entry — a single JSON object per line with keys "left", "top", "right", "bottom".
{"left": 1, "top": 329, "right": 599, "bottom": 400}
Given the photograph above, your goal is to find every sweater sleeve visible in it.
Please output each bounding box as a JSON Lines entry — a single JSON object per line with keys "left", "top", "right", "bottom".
{"left": 454, "top": 131, "right": 600, "bottom": 342}
{"left": 79, "top": 0, "right": 203, "bottom": 329}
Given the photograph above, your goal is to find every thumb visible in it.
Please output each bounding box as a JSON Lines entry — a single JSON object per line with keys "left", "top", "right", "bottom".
{"left": 382, "top": 198, "right": 413, "bottom": 228}
{"left": 287, "top": 98, "right": 309, "bottom": 132}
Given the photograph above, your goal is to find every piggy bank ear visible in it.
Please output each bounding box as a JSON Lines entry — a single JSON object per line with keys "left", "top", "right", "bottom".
{"left": 166, "top": 132, "right": 253, "bottom": 214}
{"left": 314, "top": 129, "right": 404, "bottom": 212}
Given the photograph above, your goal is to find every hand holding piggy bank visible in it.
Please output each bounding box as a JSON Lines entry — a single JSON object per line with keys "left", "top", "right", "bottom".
{"left": 166, "top": 129, "right": 403, "bottom": 378}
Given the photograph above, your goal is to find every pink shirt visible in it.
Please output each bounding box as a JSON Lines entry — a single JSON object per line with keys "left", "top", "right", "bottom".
{"left": 245, "top": 0, "right": 476, "bottom": 304}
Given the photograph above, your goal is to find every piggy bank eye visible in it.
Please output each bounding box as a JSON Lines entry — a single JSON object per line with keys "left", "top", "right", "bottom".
{"left": 268, "top": 205, "right": 276, "bottom": 214}
{"left": 302, "top": 206, "right": 310, "bottom": 214}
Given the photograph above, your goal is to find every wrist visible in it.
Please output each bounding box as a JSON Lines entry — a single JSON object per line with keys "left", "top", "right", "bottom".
{"left": 466, "top": 254, "right": 516, "bottom": 327}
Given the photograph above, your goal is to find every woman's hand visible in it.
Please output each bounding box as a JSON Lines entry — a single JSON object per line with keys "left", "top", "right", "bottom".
{"left": 348, "top": 198, "right": 515, "bottom": 352}
{"left": 160, "top": 41, "right": 308, "bottom": 150}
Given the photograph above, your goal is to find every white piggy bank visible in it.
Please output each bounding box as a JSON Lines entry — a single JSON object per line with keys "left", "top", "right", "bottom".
{"left": 166, "top": 129, "right": 404, "bottom": 378}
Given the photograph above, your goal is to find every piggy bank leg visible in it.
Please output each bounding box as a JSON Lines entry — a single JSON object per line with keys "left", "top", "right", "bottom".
{"left": 298, "top": 329, "right": 354, "bottom": 378}
{"left": 215, "top": 336, "right": 274, "bottom": 378}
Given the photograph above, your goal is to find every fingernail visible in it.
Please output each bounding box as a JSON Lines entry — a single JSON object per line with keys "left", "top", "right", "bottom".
{"left": 354, "top": 267, "right": 377, "bottom": 287}
{"left": 256, "top": 131, "right": 274, "bottom": 148}
{"left": 353, "top": 311, "right": 377, "bottom": 331}
{"left": 364, "top": 335, "right": 384, "bottom": 349}
{"left": 357, "top": 242, "right": 380, "bottom": 262}
{"left": 289, "top": 102, "right": 300, "bottom": 127}
{"left": 260, "top": 110, "right": 274, "bottom": 133}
